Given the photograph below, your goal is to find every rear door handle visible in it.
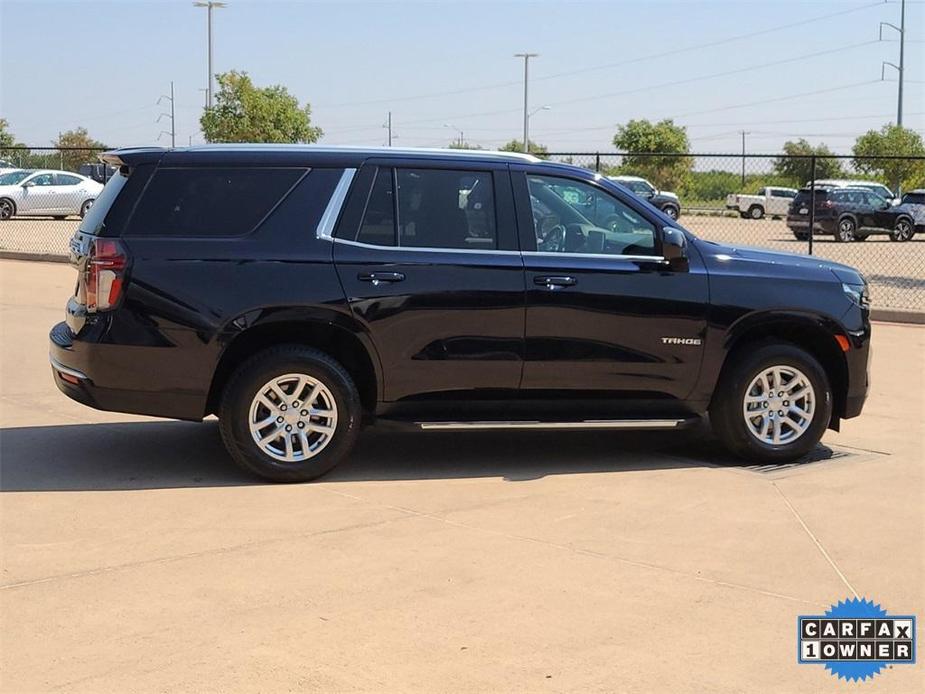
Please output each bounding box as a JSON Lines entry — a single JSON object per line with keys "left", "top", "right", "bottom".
{"left": 534, "top": 275, "right": 577, "bottom": 288}
{"left": 358, "top": 271, "right": 405, "bottom": 285}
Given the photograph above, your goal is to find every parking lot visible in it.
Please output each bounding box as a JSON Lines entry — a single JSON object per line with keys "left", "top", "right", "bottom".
{"left": 0, "top": 258, "right": 922, "bottom": 692}
{"left": 2, "top": 214, "right": 924, "bottom": 312}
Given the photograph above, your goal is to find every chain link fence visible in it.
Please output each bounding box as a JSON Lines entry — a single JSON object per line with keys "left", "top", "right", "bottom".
{"left": 1, "top": 147, "right": 923, "bottom": 312}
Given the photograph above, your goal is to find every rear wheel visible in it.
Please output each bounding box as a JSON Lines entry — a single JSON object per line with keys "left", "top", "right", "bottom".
{"left": 748, "top": 205, "right": 764, "bottom": 220}
{"left": 709, "top": 342, "right": 832, "bottom": 463}
{"left": 835, "top": 217, "right": 856, "bottom": 242}
{"left": 219, "top": 345, "right": 362, "bottom": 482}
{"left": 792, "top": 231, "right": 809, "bottom": 241}
{"left": 662, "top": 204, "right": 679, "bottom": 220}
{"left": 891, "top": 217, "right": 914, "bottom": 242}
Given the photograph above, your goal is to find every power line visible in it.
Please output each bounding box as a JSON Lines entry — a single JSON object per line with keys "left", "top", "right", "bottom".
{"left": 315, "top": 0, "right": 884, "bottom": 110}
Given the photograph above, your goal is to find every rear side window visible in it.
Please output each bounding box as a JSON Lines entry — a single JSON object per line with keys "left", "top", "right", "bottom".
{"left": 356, "top": 167, "right": 498, "bottom": 250}
{"left": 902, "top": 192, "right": 925, "bottom": 205}
{"left": 126, "top": 167, "right": 304, "bottom": 237}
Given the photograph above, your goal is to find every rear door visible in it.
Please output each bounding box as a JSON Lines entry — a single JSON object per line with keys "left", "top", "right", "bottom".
{"left": 54, "top": 173, "right": 86, "bottom": 215}
{"left": 513, "top": 167, "right": 708, "bottom": 400}
{"left": 332, "top": 159, "right": 525, "bottom": 402}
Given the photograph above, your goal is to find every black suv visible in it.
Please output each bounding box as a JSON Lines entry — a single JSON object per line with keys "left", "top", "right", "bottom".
{"left": 51, "top": 146, "right": 870, "bottom": 482}
{"left": 787, "top": 187, "right": 918, "bottom": 242}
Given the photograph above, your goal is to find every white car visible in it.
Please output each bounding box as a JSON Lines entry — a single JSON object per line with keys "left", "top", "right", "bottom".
{"left": 0, "top": 169, "right": 103, "bottom": 220}
{"left": 725, "top": 186, "right": 798, "bottom": 219}
{"left": 808, "top": 179, "right": 899, "bottom": 205}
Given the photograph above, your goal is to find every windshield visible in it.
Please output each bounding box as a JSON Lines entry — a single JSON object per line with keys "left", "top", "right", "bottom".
{"left": 0, "top": 170, "right": 31, "bottom": 185}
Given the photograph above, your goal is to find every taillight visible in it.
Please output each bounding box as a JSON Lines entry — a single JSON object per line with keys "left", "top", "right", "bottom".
{"left": 86, "top": 238, "right": 127, "bottom": 312}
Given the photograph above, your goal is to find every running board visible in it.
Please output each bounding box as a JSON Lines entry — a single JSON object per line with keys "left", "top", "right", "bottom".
{"left": 417, "top": 418, "right": 695, "bottom": 431}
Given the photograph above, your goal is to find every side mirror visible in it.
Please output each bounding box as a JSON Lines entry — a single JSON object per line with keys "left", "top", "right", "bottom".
{"left": 662, "top": 227, "right": 689, "bottom": 272}
{"left": 21, "top": 181, "right": 33, "bottom": 188}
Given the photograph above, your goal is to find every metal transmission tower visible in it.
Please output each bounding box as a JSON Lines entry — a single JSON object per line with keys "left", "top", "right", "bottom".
{"left": 157, "top": 81, "right": 176, "bottom": 147}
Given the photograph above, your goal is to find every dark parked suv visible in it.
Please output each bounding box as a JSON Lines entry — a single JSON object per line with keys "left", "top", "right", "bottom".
{"left": 50, "top": 146, "right": 871, "bottom": 482}
{"left": 787, "top": 187, "right": 918, "bottom": 242}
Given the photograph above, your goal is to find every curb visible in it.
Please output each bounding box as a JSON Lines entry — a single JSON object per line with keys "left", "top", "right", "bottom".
{"left": 0, "top": 251, "right": 69, "bottom": 264}
{"left": 2, "top": 250, "right": 923, "bottom": 324}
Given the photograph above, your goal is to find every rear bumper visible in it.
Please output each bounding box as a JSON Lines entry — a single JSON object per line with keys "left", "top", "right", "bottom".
{"left": 786, "top": 218, "right": 836, "bottom": 234}
{"left": 49, "top": 321, "right": 206, "bottom": 421}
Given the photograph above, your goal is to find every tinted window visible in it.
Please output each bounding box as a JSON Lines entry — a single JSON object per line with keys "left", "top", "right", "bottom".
{"left": 901, "top": 192, "right": 925, "bottom": 205}
{"left": 56, "top": 174, "right": 83, "bottom": 185}
{"left": 396, "top": 169, "right": 496, "bottom": 249}
{"left": 357, "top": 168, "right": 396, "bottom": 246}
{"left": 126, "top": 167, "right": 304, "bottom": 237}
{"left": 527, "top": 175, "right": 656, "bottom": 256}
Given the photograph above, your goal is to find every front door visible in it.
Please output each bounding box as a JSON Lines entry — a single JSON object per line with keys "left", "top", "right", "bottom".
{"left": 514, "top": 169, "right": 708, "bottom": 401}
{"left": 333, "top": 162, "right": 525, "bottom": 402}
{"left": 19, "top": 172, "right": 57, "bottom": 214}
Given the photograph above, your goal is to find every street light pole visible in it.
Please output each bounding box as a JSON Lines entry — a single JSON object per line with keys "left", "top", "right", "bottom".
{"left": 515, "top": 53, "right": 538, "bottom": 153}
{"left": 193, "top": 1, "right": 227, "bottom": 108}
{"left": 740, "top": 130, "right": 748, "bottom": 186}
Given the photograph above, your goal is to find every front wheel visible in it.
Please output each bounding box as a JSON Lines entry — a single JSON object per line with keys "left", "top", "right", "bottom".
{"left": 662, "top": 205, "right": 679, "bottom": 220}
{"left": 219, "top": 346, "right": 362, "bottom": 482}
{"left": 709, "top": 343, "right": 832, "bottom": 463}
{"left": 0, "top": 199, "right": 14, "bottom": 220}
{"left": 891, "top": 218, "right": 914, "bottom": 242}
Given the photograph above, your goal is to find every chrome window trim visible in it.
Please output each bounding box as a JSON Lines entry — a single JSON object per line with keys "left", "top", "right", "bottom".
{"left": 332, "top": 237, "right": 521, "bottom": 256}
{"left": 522, "top": 250, "right": 668, "bottom": 263}
{"left": 316, "top": 168, "right": 357, "bottom": 241}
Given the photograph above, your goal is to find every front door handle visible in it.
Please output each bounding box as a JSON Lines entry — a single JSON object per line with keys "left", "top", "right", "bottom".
{"left": 534, "top": 275, "right": 577, "bottom": 288}
{"left": 358, "top": 271, "right": 405, "bottom": 285}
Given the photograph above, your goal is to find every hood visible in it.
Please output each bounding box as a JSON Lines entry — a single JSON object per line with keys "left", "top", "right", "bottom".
{"left": 697, "top": 239, "right": 865, "bottom": 284}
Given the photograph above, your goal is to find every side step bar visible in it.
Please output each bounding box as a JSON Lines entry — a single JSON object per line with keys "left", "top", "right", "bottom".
{"left": 417, "top": 418, "right": 696, "bottom": 431}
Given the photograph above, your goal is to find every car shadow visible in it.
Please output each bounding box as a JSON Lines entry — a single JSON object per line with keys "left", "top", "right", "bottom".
{"left": 0, "top": 419, "right": 833, "bottom": 492}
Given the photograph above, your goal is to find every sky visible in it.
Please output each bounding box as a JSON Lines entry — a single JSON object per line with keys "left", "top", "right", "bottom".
{"left": 1, "top": 0, "right": 923, "bottom": 155}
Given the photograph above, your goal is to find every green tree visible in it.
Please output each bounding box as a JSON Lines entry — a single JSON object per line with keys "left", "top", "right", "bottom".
{"left": 611, "top": 119, "right": 691, "bottom": 190}
{"left": 0, "top": 119, "right": 27, "bottom": 165}
{"left": 852, "top": 124, "right": 925, "bottom": 191}
{"left": 53, "top": 127, "right": 107, "bottom": 171}
{"left": 448, "top": 141, "right": 483, "bottom": 150}
{"left": 772, "top": 139, "right": 842, "bottom": 185}
{"left": 499, "top": 139, "right": 548, "bottom": 157}
{"left": 201, "top": 71, "right": 322, "bottom": 144}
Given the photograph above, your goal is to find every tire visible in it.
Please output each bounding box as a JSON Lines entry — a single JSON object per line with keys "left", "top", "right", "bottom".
{"left": 792, "top": 231, "right": 809, "bottom": 241}
{"left": 835, "top": 216, "right": 856, "bottom": 242}
{"left": 891, "top": 217, "right": 914, "bottom": 242}
{"left": 0, "top": 198, "right": 14, "bottom": 221}
{"left": 79, "top": 199, "right": 94, "bottom": 219}
{"left": 747, "top": 205, "right": 764, "bottom": 220}
{"left": 662, "top": 205, "right": 679, "bottom": 220}
{"left": 218, "top": 345, "right": 362, "bottom": 482}
{"left": 709, "top": 342, "right": 833, "bottom": 464}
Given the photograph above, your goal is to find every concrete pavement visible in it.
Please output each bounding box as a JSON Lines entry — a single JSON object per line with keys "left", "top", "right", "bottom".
{"left": 1, "top": 259, "right": 922, "bottom": 692}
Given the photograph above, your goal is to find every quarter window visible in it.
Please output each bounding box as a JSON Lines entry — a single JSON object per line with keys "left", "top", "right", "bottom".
{"left": 126, "top": 167, "right": 304, "bottom": 237}
{"left": 527, "top": 175, "right": 657, "bottom": 256}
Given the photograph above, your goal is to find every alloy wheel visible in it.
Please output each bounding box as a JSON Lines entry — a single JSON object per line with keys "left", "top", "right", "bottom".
{"left": 248, "top": 372, "right": 338, "bottom": 462}
{"left": 742, "top": 365, "right": 815, "bottom": 446}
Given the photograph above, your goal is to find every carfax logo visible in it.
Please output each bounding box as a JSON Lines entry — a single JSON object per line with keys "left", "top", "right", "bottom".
{"left": 798, "top": 598, "right": 916, "bottom": 682}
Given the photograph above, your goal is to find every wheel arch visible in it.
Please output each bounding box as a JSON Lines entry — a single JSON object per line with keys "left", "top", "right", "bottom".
{"left": 714, "top": 312, "right": 849, "bottom": 423}
{"left": 206, "top": 312, "right": 382, "bottom": 417}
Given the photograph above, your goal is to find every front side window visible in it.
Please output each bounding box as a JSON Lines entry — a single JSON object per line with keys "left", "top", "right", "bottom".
{"left": 527, "top": 175, "right": 657, "bottom": 256}
{"left": 27, "top": 173, "right": 55, "bottom": 186}
{"left": 357, "top": 167, "right": 497, "bottom": 250}
{"left": 126, "top": 167, "right": 303, "bottom": 237}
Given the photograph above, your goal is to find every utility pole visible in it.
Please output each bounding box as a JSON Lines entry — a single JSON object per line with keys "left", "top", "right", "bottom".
{"left": 384, "top": 111, "right": 392, "bottom": 146}
{"left": 740, "top": 130, "right": 749, "bottom": 186}
{"left": 880, "top": 0, "right": 905, "bottom": 127}
{"left": 157, "top": 81, "right": 176, "bottom": 148}
{"left": 193, "top": 1, "right": 227, "bottom": 108}
{"left": 515, "top": 53, "right": 538, "bottom": 153}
